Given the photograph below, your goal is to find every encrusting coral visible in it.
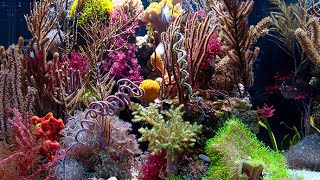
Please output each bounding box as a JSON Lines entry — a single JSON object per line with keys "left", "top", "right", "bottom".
{"left": 211, "top": 0, "right": 272, "bottom": 97}
{"left": 130, "top": 103, "right": 202, "bottom": 177}
{"left": 204, "top": 119, "right": 291, "bottom": 180}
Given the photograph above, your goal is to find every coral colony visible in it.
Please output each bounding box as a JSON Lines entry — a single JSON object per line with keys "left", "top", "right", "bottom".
{"left": 1, "top": 0, "right": 320, "bottom": 179}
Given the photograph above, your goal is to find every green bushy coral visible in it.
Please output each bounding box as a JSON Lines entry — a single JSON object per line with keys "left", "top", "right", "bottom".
{"left": 204, "top": 119, "right": 291, "bottom": 180}
{"left": 130, "top": 103, "right": 202, "bottom": 156}
{"left": 130, "top": 103, "right": 202, "bottom": 176}
{"left": 70, "top": 0, "right": 114, "bottom": 26}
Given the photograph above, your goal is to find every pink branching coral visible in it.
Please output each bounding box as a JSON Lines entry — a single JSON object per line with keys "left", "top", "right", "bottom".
{"left": 100, "top": 3, "right": 143, "bottom": 81}
{"left": 62, "top": 50, "right": 89, "bottom": 76}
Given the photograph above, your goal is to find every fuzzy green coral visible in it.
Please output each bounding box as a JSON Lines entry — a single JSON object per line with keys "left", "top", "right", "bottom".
{"left": 70, "top": 0, "right": 114, "bottom": 26}
{"left": 130, "top": 103, "right": 202, "bottom": 156}
{"left": 204, "top": 119, "right": 291, "bottom": 180}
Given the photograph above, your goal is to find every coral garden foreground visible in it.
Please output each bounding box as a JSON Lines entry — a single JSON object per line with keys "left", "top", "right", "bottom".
{"left": 1, "top": 0, "right": 320, "bottom": 179}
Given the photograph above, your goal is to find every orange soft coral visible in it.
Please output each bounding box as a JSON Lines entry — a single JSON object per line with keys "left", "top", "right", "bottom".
{"left": 32, "top": 112, "right": 65, "bottom": 141}
{"left": 139, "top": 79, "right": 161, "bottom": 101}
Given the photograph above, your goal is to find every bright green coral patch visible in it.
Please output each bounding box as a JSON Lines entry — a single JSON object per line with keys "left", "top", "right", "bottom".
{"left": 204, "top": 119, "right": 291, "bottom": 180}
{"left": 70, "top": 0, "right": 114, "bottom": 26}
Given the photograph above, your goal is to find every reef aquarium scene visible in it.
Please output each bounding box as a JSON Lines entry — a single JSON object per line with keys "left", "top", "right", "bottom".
{"left": 2, "top": 0, "right": 320, "bottom": 179}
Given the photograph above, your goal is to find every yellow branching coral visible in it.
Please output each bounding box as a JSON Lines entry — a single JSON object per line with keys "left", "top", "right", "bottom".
{"left": 130, "top": 103, "right": 202, "bottom": 176}
{"left": 139, "top": 79, "right": 160, "bottom": 101}
{"left": 70, "top": 0, "right": 114, "bottom": 25}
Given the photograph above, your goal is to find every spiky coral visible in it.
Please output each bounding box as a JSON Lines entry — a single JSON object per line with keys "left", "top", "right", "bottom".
{"left": 204, "top": 119, "right": 291, "bottom": 180}
{"left": 130, "top": 103, "right": 202, "bottom": 176}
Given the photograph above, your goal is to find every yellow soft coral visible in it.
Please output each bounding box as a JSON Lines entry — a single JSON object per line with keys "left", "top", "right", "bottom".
{"left": 69, "top": 0, "right": 114, "bottom": 25}
{"left": 139, "top": 79, "right": 160, "bottom": 101}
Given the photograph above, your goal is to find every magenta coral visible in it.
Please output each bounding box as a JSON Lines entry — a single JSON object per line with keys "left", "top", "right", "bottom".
{"left": 139, "top": 150, "right": 167, "bottom": 180}
{"left": 62, "top": 50, "right": 89, "bottom": 76}
{"left": 256, "top": 104, "right": 276, "bottom": 119}
{"left": 201, "top": 33, "right": 223, "bottom": 69}
{"left": 104, "top": 41, "right": 143, "bottom": 81}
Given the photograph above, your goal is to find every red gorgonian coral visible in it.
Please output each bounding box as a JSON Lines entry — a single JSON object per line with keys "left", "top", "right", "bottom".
{"left": 256, "top": 104, "right": 276, "bottom": 119}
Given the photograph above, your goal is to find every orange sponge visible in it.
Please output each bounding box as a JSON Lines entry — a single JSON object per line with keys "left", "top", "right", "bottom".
{"left": 139, "top": 79, "right": 161, "bottom": 101}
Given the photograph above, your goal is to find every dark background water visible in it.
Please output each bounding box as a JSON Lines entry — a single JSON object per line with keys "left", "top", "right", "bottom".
{"left": 0, "top": 0, "right": 302, "bottom": 150}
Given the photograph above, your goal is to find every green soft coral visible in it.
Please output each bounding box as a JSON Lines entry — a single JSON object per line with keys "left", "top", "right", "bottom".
{"left": 130, "top": 103, "right": 202, "bottom": 157}
{"left": 70, "top": 0, "right": 114, "bottom": 26}
{"left": 204, "top": 119, "right": 291, "bottom": 180}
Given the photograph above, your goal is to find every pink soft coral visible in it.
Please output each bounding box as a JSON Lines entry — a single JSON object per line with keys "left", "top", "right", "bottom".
{"left": 61, "top": 50, "right": 88, "bottom": 76}
{"left": 104, "top": 39, "right": 143, "bottom": 81}
{"left": 139, "top": 150, "right": 167, "bottom": 180}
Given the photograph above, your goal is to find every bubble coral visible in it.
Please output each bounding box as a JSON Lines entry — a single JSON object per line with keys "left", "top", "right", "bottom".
{"left": 139, "top": 79, "right": 161, "bottom": 101}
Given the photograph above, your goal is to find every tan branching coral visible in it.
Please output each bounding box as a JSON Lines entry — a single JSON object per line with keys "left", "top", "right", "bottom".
{"left": 211, "top": 0, "right": 271, "bottom": 98}
{"left": 0, "top": 38, "right": 37, "bottom": 132}
{"left": 160, "top": 12, "right": 216, "bottom": 105}
{"left": 25, "top": 0, "right": 66, "bottom": 55}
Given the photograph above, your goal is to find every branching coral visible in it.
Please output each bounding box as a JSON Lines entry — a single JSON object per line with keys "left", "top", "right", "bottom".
{"left": 0, "top": 38, "right": 37, "bottom": 131}
{"left": 25, "top": 0, "right": 66, "bottom": 54}
{"left": 211, "top": 0, "right": 272, "bottom": 98}
{"left": 23, "top": 0, "right": 82, "bottom": 118}
{"left": 130, "top": 103, "right": 202, "bottom": 177}
{"left": 204, "top": 119, "right": 291, "bottom": 180}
